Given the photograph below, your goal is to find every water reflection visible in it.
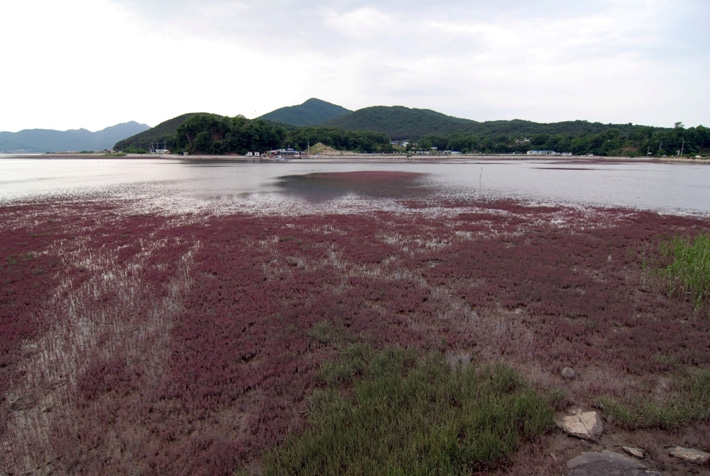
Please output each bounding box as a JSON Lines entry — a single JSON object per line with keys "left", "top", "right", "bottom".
{"left": 275, "top": 171, "right": 430, "bottom": 202}
{"left": 1, "top": 158, "right": 709, "bottom": 216}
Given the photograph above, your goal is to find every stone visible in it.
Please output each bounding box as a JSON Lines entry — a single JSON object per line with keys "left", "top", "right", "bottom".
{"left": 567, "top": 451, "right": 664, "bottom": 476}
{"left": 669, "top": 446, "right": 710, "bottom": 464}
{"left": 567, "top": 451, "right": 646, "bottom": 470}
{"left": 623, "top": 446, "right": 645, "bottom": 459}
{"left": 561, "top": 367, "right": 576, "bottom": 379}
{"left": 556, "top": 409, "right": 603, "bottom": 440}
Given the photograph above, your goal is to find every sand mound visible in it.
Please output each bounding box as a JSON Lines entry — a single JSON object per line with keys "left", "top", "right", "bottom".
{"left": 308, "top": 142, "right": 343, "bottom": 155}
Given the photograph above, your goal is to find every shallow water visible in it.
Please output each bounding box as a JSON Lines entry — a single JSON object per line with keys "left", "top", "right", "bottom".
{"left": 1, "top": 157, "right": 709, "bottom": 216}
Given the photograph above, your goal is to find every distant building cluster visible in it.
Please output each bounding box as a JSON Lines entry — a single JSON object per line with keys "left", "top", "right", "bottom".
{"left": 526, "top": 150, "right": 572, "bottom": 156}
{"left": 264, "top": 148, "right": 301, "bottom": 158}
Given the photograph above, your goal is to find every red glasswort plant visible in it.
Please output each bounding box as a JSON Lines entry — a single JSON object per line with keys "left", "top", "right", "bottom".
{"left": 2, "top": 181, "right": 709, "bottom": 475}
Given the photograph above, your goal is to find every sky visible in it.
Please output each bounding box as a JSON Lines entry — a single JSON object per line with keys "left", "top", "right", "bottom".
{"left": 1, "top": 0, "right": 709, "bottom": 132}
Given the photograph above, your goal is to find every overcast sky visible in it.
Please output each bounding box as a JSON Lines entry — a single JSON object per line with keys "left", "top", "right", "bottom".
{"left": 2, "top": 0, "right": 708, "bottom": 132}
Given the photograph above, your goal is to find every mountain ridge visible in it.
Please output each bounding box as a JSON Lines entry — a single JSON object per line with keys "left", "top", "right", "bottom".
{"left": 112, "top": 99, "right": 680, "bottom": 153}
{"left": 256, "top": 98, "right": 352, "bottom": 126}
{"left": 319, "top": 105, "right": 661, "bottom": 140}
{"left": 321, "top": 105, "right": 478, "bottom": 139}
{"left": 0, "top": 121, "right": 150, "bottom": 153}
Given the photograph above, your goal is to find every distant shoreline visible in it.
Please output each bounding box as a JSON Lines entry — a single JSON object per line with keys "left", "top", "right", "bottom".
{"left": 2, "top": 152, "right": 708, "bottom": 165}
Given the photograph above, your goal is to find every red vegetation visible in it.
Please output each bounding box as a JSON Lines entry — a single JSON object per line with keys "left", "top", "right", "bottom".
{"left": 1, "top": 195, "right": 709, "bottom": 474}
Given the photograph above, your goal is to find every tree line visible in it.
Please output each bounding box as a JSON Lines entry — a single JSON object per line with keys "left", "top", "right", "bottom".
{"left": 167, "top": 114, "right": 392, "bottom": 155}
{"left": 118, "top": 113, "right": 709, "bottom": 157}
{"left": 417, "top": 123, "right": 710, "bottom": 156}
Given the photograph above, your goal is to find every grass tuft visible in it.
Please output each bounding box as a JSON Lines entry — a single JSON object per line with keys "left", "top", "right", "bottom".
{"left": 599, "top": 369, "right": 710, "bottom": 430}
{"left": 307, "top": 320, "right": 339, "bottom": 345}
{"left": 263, "top": 346, "right": 554, "bottom": 475}
{"left": 659, "top": 233, "right": 710, "bottom": 309}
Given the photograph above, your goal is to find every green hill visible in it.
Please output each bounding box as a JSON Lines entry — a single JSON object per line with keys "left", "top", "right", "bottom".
{"left": 257, "top": 98, "right": 351, "bottom": 127}
{"left": 461, "top": 119, "right": 640, "bottom": 138}
{"left": 109, "top": 100, "right": 705, "bottom": 157}
{"left": 114, "top": 113, "right": 215, "bottom": 151}
{"left": 321, "top": 106, "right": 477, "bottom": 139}
{"left": 321, "top": 106, "right": 649, "bottom": 140}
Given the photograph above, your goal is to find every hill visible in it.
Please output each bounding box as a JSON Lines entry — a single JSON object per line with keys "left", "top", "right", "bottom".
{"left": 111, "top": 99, "right": 705, "bottom": 157}
{"left": 321, "top": 106, "right": 477, "bottom": 139}
{"left": 257, "top": 98, "right": 351, "bottom": 127}
{"left": 458, "top": 118, "right": 641, "bottom": 138}
{"left": 321, "top": 106, "right": 647, "bottom": 140}
{"left": 0, "top": 122, "right": 149, "bottom": 153}
{"left": 114, "top": 113, "right": 215, "bottom": 151}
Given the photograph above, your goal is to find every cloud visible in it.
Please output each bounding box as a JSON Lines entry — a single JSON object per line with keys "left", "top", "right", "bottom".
{"left": 324, "top": 7, "right": 395, "bottom": 40}
{"left": 1, "top": 0, "right": 708, "bottom": 131}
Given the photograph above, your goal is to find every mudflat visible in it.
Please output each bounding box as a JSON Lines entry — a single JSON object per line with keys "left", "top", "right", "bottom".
{"left": 1, "top": 179, "right": 709, "bottom": 474}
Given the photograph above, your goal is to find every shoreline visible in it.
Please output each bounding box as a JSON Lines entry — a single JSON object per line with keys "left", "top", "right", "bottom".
{"left": 3, "top": 152, "right": 708, "bottom": 165}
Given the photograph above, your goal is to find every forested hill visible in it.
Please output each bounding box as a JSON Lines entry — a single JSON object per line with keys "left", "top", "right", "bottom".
{"left": 321, "top": 105, "right": 644, "bottom": 140}
{"left": 0, "top": 122, "right": 149, "bottom": 153}
{"left": 114, "top": 99, "right": 673, "bottom": 151}
{"left": 257, "top": 98, "right": 352, "bottom": 126}
{"left": 112, "top": 99, "right": 710, "bottom": 157}
{"left": 114, "top": 113, "right": 213, "bottom": 151}
{"left": 321, "top": 106, "right": 474, "bottom": 139}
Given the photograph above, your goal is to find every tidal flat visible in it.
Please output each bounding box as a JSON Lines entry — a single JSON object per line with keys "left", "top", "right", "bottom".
{"left": 1, "top": 171, "right": 709, "bottom": 475}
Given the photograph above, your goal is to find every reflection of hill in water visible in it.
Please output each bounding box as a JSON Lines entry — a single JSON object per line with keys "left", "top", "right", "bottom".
{"left": 276, "top": 171, "right": 430, "bottom": 202}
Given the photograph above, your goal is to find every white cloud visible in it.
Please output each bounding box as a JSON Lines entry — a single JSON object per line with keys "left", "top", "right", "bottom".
{"left": 323, "top": 7, "right": 397, "bottom": 39}
{"left": 1, "top": 0, "right": 708, "bottom": 131}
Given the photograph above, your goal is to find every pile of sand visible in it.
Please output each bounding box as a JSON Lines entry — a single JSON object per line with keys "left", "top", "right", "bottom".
{"left": 308, "top": 142, "right": 343, "bottom": 155}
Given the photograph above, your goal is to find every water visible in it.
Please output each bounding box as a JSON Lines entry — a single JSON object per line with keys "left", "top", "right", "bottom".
{"left": 1, "top": 156, "right": 709, "bottom": 216}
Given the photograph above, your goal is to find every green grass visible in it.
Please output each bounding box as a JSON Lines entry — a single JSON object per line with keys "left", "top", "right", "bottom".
{"left": 599, "top": 369, "right": 710, "bottom": 430}
{"left": 307, "top": 320, "right": 339, "bottom": 345}
{"left": 659, "top": 233, "right": 710, "bottom": 308}
{"left": 262, "top": 345, "right": 555, "bottom": 476}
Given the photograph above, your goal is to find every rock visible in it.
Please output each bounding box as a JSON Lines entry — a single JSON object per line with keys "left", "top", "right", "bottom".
{"left": 568, "top": 451, "right": 646, "bottom": 470}
{"left": 567, "top": 450, "right": 664, "bottom": 475}
{"left": 556, "top": 409, "right": 603, "bottom": 440}
{"left": 623, "top": 446, "right": 645, "bottom": 459}
{"left": 669, "top": 446, "right": 710, "bottom": 464}
{"left": 561, "top": 367, "right": 576, "bottom": 379}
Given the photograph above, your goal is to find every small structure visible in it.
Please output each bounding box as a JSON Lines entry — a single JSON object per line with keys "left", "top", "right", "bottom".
{"left": 150, "top": 141, "right": 169, "bottom": 154}
{"left": 264, "top": 148, "right": 300, "bottom": 160}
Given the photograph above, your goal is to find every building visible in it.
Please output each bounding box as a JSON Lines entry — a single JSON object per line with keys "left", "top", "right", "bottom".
{"left": 527, "top": 150, "right": 558, "bottom": 155}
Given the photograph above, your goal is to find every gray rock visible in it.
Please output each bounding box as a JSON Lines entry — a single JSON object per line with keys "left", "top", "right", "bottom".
{"left": 568, "top": 451, "right": 646, "bottom": 470}
{"left": 556, "top": 409, "right": 603, "bottom": 440}
{"left": 561, "top": 367, "right": 576, "bottom": 379}
{"left": 623, "top": 446, "right": 645, "bottom": 459}
{"left": 567, "top": 450, "right": 664, "bottom": 475}
{"left": 669, "top": 446, "right": 710, "bottom": 464}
